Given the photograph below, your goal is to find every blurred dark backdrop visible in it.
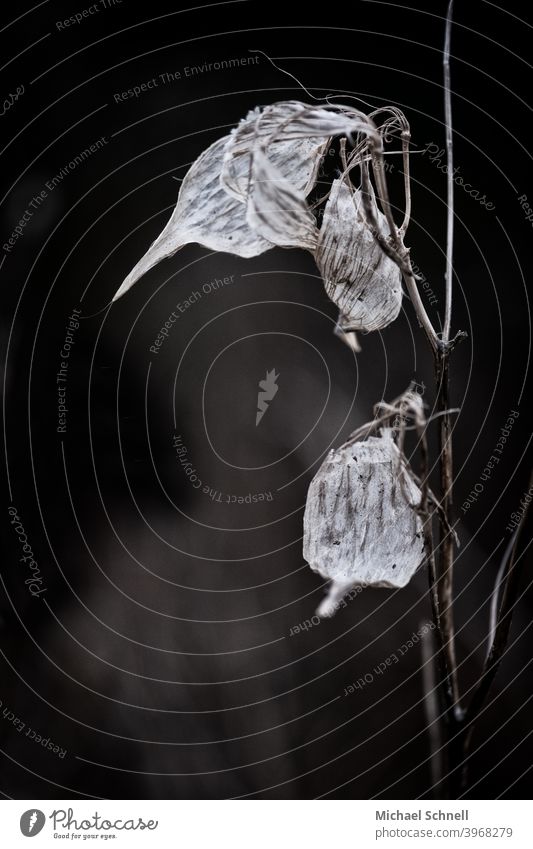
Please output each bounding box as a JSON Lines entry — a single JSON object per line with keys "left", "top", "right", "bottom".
{"left": 1, "top": 0, "right": 532, "bottom": 799}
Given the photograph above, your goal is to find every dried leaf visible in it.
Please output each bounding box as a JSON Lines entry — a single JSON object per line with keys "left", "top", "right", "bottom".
{"left": 112, "top": 136, "right": 275, "bottom": 301}
{"left": 315, "top": 178, "right": 402, "bottom": 332}
{"left": 113, "top": 101, "right": 398, "bottom": 310}
{"left": 113, "top": 103, "right": 337, "bottom": 301}
{"left": 224, "top": 100, "right": 370, "bottom": 149}
{"left": 221, "top": 100, "right": 372, "bottom": 204}
{"left": 246, "top": 148, "right": 319, "bottom": 250}
{"left": 221, "top": 103, "right": 328, "bottom": 203}
{"left": 303, "top": 430, "right": 425, "bottom": 617}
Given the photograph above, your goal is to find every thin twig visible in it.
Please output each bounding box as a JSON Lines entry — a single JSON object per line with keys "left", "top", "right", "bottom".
{"left": 399, "top": 130, "right": 412, "bottom": 235}
{"left": 426, "top": 12, "right": 462, "bottom": 791}
{"left": 421, "top": 623, "right": 445, "bottom": 796}
{"left": 369, "top": 141, "right": 403, "bottom": 252}
{"left": 464, "top": 472, "right": 533, "bottom": 730}
{"left": 488, "top": 534, "right": 516, "bottom": 652}
{"left": 403, "top": 264, "right": 440, "bottom": 351}
{"left": 459, "top": 478, "right": 533, "bottom": 790}
{"left": 415, "top": 409, "right": 450, "bottom": 754}
{"left": 443, "top": 0, "right": 455, "bottom": 342}
{"left": 357, "top": 158, "right": 440, "bottom": 352}
{"left": 435, "top": 354, "right": 461, "bottom": 710}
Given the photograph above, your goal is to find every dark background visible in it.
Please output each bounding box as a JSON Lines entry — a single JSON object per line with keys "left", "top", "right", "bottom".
{"left": 1, "top": 0, "right": 532, "bottom": 799}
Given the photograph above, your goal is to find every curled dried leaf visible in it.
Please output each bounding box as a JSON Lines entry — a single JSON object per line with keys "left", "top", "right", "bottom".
{"left": 225, "top": 100, "right": 373, "bottom": 146}
{"left": 113, "top": 102, "right": 337, "bottom": 301}
{"left": 113, "top": 136, "right": 273, "bottom": 301}
{"left": 221, "top": 102, "right": 329, "bottom": 203}
{"left": 246, "top": 148, "right": 319, "bottom": 250}
{"left": 315, "top": 178, "right": 402, "bottom": 332}
{"left": 303, "top": 430, "right": 425, "bottom": 617}
{"left": 113, "top": 98, "right": 408, "bottom": 329}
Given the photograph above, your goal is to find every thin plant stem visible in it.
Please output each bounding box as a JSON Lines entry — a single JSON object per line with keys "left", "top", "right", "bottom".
{"left": 403, "top": 264, "right": 440, "bottom": 352}
{"left": 435, "top": 353, "right": 461, "bottom": 712}
{"left": 488, "top": 533, "right": 516, "bottom": 650}
{"left": 399, "top": 130, "right": 412, "bottom": 235}
{"left": 421, "top": 624, "right": 444, "bottom": 797}
{"left": 443, "top": 0, "right": 455, "bottom": 342}
{"left": 418, "top": 409, "right": 454, "bottom": 794}
{"left": 436, "top": 0, "right": 460, "bottom": 714}
{"left": 423, "top": 2, "right": 462, "bottom": 797}
{"left": 458, "top": 523, "right": 532, "bottom": 791}
{"left": 462, "top": 473, "right": 533, "bottom": 730}
{"left": 357, "top": 149, "right": 439, "bottom": 350}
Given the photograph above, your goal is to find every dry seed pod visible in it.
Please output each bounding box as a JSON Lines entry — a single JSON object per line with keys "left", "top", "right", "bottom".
{"left": 315, "top": 178, "right": 402, "bottom": 332}
{"left": 303, "top": 430, "right": 425, "bottom": 617}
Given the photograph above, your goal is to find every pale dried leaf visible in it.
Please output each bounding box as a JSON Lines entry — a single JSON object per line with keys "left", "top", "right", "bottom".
{"left": 221, "top": 104, "right": 328, "bottom": 203}
{"left": 113, "top": 135, "right": 273, "bottom": 301}
{"left": 246, "top": 148, "right": 319, "bottom": 250}
{"left": 221, "top": 100, "right": 370, "bottom": 201}
{"left": 222, "top": 136, "right": 326, "bottom": 203}
{"left": 303, "top": 431, "right": 425, "bottom": 617}
{"left": 316, "top": 178, "right": 402, "bottom": 332}
{"left": 113, "top": 101, "right": 392, "bottom": 305}
{"left": 225, "top": 100, "right": 371, "bottom": 147}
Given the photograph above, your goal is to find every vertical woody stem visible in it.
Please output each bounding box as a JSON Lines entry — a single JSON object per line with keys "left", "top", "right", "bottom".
{"left": 434, "top": 1, "right": 463, "bottom": 796}
{"left": 439, "top": 0, "right": 461, "bottom": 708}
